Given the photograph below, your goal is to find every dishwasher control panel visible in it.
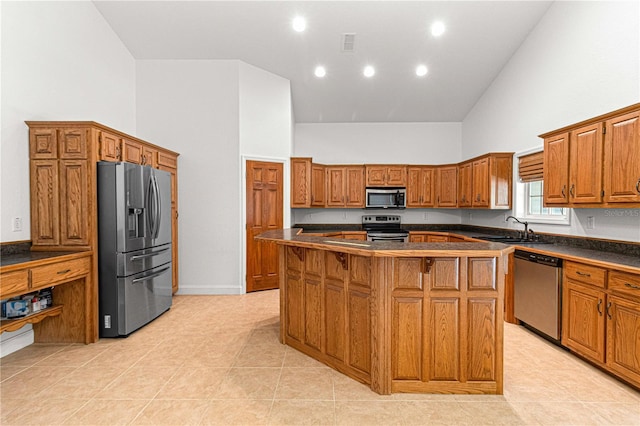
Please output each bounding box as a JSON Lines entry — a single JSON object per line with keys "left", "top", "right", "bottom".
{"left": 514, "top": 250, "right": 562, "bottom": 267}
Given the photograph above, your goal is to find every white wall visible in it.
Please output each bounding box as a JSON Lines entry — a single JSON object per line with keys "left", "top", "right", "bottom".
{"left": 0, "top": 0, "right": 136, "bottom": 243}
{"left": 137, "top": 60, "right": 293, "bottom": 294}
{"left": 294, "top": 122, "right": 462, "bottom": 165}
{"left": 0, "top": 1, "right": 136, "bottom": 356}
{"left": 136, "top": 60, "right": 242, "bottom": 294}
{"left": 461, "top": 1, "right": 640, "bottom": 242}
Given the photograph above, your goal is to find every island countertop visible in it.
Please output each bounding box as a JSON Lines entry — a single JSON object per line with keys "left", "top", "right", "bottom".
{"left": 257, "top": 228, "right": 515, "bottom": 258}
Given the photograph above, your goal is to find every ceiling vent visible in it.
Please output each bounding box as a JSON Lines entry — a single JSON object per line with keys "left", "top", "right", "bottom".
{"left": 342, "top": 33, "right": 356, "bottom": 52}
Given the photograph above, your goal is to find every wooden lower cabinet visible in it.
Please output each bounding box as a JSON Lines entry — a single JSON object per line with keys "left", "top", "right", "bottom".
{"left": 409, "top": 232, "right": 449, "bottom": 243}
{"left": 562, "top": 280, "right": 606, "bottom": 363}
{"left": 562, "top": 262, "right": 640, "bottom": 388}
{"left": 606, "top": 296, "right": 640, "bottom": 385}
{"left": 279, "top": 244, "right": 505, "bottom": 394}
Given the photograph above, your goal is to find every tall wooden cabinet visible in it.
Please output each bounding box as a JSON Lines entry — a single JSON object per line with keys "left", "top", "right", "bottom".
{"left": 27, "top": 122, "right": 180, "bottom": 293}
{"left": 541, "top": 103, "right": 640, "bottom": 208}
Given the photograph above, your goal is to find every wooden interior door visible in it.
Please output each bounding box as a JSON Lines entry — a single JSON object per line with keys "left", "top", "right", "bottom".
{"left": 246, "top": 160, "right": 283, "bottom": 292}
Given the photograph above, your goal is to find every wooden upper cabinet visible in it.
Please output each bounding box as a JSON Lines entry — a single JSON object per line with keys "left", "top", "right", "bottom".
{"left": 326, "top": 166, "right": 346, "bottom": 207}
{"left": 142, "top": 145, "right": 157, "bottom": 168}
{"left": 30, "top": 128, "right": 58, "bottom": 159}
{"left": 345, "top": 166, "right": 365, "bottom": 207}
{"left": 435, "top": 166, "right": 457, "bottom": 207}
{"left": 122, "top": 138, "right": 143, "bottom": 164}
{"left": 603, "top": 109, "right": 640, "bottom": 203}
{"left": 457, "top": 162, "right": 472, "bottom": 207}
{"left": 59, "top": 128, "right": 88, "bottom": 159}
{"left": 326, "top": 166, "right": 364, "bottom": 208}
{"left": 488, "top": 154, "right": 513, "bottom": 209}
{"left": 99, "top": 130, "right": 121, "bottom": 162}
{"left": 407, "top": 166, "right": 435, "bottom": 207}
{"left": 541, "top": 103, "right": 640, "bottom": 207}
{"left": 543, "top": 132, "right": 570, "bottom": 205}
{"left": 365, "top": 165, "right": 407, "bottom": 187}
{"left": 472, "top": 157, "right": 490, "bottom": 207}
{"left": 291, "top": 157, "right": 312, "bottom": 208}
{"left": 569, "top": 123, "right": 603, "bottom": 203}
{"left": 311, "top": 164, "right": 326, "bottom": 207}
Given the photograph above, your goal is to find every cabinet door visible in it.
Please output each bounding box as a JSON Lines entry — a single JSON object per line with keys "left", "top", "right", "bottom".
{"left": 407, "top": 167, "right": 423, "bottom": 207}
{"left": 543, "top": 133, "right": 570, "bottom": 204}
{"left": 436, "top": 166, "right": 457, "bottom": 207}
{"left": 326, "top": 167, "right": 346, "bottom": 207}
{"left": 30, "top": 128, "right": 58, "bottom": 159}
{"left": 142, "top": 145, "right": 157, "bottom": 167}
{"left": 472, "top": 158, "right": 489, "bottom": 207}
{"left": 31, "top": 160, "right": 60, "bottom": 246}
{"left": 122, "top": 139, "right": 143, "bottom": 164}
{"left": 386, "top": 166, "right": 407, "bottom": 186}
{"left": 365, "top": 166, "right": 387, "bottom": 186}
{"left": 345, "top": 166, "right": 365, "bottom": 207}
{"left": 59, "top": 160, "right": 89, "bottom": 246}
{"left": 569, "top": 123, "right": 603, "bottom": 203}
{"left": 426, "top": 235, "right": 449, "bottom": 242}
{"left": 606, "top": 296, "right": 640, "bottom": 385}
{"left": 310, "top": 164, "right": 326, "bottom": 207}
{"left": 457, "top": 162, "right": 472, "bottom": 207}
{"left": 409, "top": 233, "right": 427, "bottom": 243}
{"left": 603, "top": 110, "right": 640, "bottom": 203}
{"left": 290, "top": 158, "right": 311, "bottom": 207}
{"left": 59, "top": 128, "right": 88, "bottom": 159}
{"left": 562, "top": 280, "right": 606, "bottom": 363}
{"left": 159, "top": 164, "right": 179, "bottom": 293}
{"left": 99, "top": 131, "right": 121, "bottom": 162}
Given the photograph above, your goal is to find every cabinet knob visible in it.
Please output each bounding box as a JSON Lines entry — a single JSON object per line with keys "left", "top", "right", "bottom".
{"left": 561, "top": 185, "right": 566, "bottom": 199}
{"left": 606, "top": 301, "right": 612, "bottom": 319}
{"left": 569, "top": 184, "right": 575, "bottom": 198}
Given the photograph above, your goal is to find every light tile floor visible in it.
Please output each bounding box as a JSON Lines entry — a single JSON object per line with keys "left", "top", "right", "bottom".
{"left": 1, "top": 290, "right": 639, "bottom": 425}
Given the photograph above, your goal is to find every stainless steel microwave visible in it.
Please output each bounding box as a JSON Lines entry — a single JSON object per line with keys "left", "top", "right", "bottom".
{"left": 365, "top": 187, "right": 406, "bottom": 209}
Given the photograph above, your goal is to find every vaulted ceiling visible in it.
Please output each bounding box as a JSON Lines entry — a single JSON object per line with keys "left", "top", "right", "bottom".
{"left": 94, "top": 1, "right": 553, "bottom": 123}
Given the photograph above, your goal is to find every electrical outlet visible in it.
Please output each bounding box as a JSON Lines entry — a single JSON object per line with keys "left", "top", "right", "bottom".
{"left": 12, "top": 217, "right": 22, "bottom": 232}
{"left": 468, "top": 212, "right": 473, "bottom": 221}
{"left": 423, "top": 212, "right": 429, "bottom": 220}
{"left": 586, "top": 216, "right": 595, "bottom": 229}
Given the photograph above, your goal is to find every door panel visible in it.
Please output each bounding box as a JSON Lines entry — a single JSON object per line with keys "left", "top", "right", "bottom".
{"left": 246, "top": 160, "right": 283, "bottom": 292}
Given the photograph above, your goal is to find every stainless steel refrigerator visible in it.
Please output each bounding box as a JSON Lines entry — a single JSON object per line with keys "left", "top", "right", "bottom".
{"left": 97, "top": 161, "right": 172, "bottom": 337}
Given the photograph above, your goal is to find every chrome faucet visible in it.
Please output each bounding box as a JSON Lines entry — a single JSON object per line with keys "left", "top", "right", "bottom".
{"left": 506, "top": 215, "right": 529, "bottom": 240}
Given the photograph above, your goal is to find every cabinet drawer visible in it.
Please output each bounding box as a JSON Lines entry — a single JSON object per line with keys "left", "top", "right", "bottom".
{"left": 0, "top": 270, "right": 29, "bottom": 297}
{"left": 608, "top": 271, "right": 640, "bottom": 300}
{"left": 30, "top": 257, "right": 91, "bottom": 290}
{"left": 564, "top": 261, "right": 607, "bottom": 288}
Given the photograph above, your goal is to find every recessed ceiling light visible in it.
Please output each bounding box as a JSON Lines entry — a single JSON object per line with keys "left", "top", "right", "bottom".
{"left": 431, "top": 21, "right": 446, "bottom": 37}
{"left": 292, "top": 16, "right": 306, "bottom": 32}
{"left": 416, "top": 65, "right": 428, "bottom": 77}
{"left": 363, "top": 65, "right": 375, "bottom": 78}
{"left": 314, "top": 66, "right": 326, "bottom": 78}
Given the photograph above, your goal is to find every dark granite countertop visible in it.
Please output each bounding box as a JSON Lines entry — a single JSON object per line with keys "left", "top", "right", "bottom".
{"left": 1, "top": 250, "right": 89, "bottom": 269}
{"left": 294, "top": 223, "right": 640, "bottom": 273}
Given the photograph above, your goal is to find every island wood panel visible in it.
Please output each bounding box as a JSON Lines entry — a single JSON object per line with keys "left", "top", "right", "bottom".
{"left": 304, "top": 249, "right": 323, "bottom": 350}
{"left": 426, "top": 298, "right": 459, "bottom": 381}
{"left": 285, "top": 247, "right": 304, "bottom": 343}
{"left": 325, "top": 251, "right": 347, "bottom": 362}
{"left": 392, "top": 297, "right": 423, "bottom": 380}
{"left": 467, "top": 298, "right": 497, "bottom": 381}
{"left": 347, "top": 255, "right": 372, "bottom": 375}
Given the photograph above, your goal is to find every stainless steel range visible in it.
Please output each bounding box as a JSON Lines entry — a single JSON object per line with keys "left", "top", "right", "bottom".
{"left": 362, "top": 215, "right": 409, "bottom": 242}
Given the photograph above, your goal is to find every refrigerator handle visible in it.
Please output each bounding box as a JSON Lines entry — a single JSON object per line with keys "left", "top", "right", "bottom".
{"left": 147, "top": 174, "right": 156, "bottom": 238}
{"left": 131, "top": 266, "right": 171, "bottom": 284}
{"left": 130, "top": 247, "right": 171, "bottom": 261}
{"left": 153, "top": 173, "right": 161, "bottom": 239}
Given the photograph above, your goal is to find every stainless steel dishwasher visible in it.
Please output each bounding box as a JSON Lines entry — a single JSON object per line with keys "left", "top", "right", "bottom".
{"left": 513, "top": 249, "right": 563, "bottom": 342}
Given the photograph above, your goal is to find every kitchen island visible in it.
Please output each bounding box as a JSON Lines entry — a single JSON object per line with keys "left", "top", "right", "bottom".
{"left": 257, "top": 229, "right": 514, "bottom": 395}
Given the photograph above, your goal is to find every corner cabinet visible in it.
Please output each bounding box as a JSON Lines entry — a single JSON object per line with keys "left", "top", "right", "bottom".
{"left": 541, "top": 103, "right": 640, "bottom": 208}
{"left": 27, "top": 121, "right": 180, "bottom": 294}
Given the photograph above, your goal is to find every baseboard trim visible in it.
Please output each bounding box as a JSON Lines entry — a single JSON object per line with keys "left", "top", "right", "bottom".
{"left": 175, "top": 286, "right": 244, "bottom": 295}
{"left": 0, "top": 327, "right": 34, "bottom": 358}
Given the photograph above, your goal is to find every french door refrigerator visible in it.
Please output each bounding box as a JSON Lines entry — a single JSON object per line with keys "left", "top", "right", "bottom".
{"left": 97, "top": 161, "right": 172, "bottom": 337}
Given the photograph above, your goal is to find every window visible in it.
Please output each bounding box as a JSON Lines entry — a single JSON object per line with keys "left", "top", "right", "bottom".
{"left": 522, "top": 180, "right": 568, "bottom": 223}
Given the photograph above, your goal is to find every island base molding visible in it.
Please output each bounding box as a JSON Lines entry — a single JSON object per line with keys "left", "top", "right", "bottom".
{"left": 277, "top": 244, "right": 506, "bottom": 395}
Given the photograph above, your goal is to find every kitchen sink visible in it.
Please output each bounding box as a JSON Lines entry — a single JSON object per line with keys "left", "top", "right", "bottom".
{"left": 473, "top": 236, "right": 550, "bottom": 244}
